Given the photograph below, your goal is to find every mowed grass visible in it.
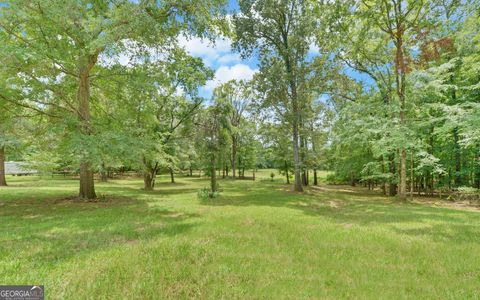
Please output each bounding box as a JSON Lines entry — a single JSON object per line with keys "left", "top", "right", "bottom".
{"left": 0, "top": 170, "right": 479, "bottom": 299}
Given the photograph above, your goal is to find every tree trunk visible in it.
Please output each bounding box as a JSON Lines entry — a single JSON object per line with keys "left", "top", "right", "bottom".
{"left": 210, "top": 155, "right": 217, "bottom": 193}
{"left": 170, "top": 168, "right": 175, "bottom": 183}
{"left": 144, "top": 172, "right": 154, "bottom": 190}
{"left": 285, "top": 160, "right": 290, "bottom": 184}
{"left": 253, "top": 169, "right": 255, "bottom": 181}
{"left": 79, "top": 161, "right": 96, "bottom": 199}
{"left": 231, "top": 136, "right": 237, "bottom": 179}
{"left": 0, "top": 146, "right": 7, "bottom": 186}
{"left": 453, "top": 127, "right": 462, "bottom": 187}
{"left": 100, "top": 162, "right": 107, "bottom": 182}
{"left": 189, "top": 166, "right": 193, "bottom": 177}
{"left": 77, "top": 54, "right": 99, "bottom": 200}
{"left": 284, "top": 47, "right": 303, "bottom": 192}
{"left": 475, "top": 147, "right": 480, "bottom": 189}
{"left": 381, "top": 157, "right": 386, "bottom": 195}
{"left": 399, "top": 148, "right": 407, "bottom": 200}
{"left": 300, "top": 136, "right": 307, "bottom": 186}
{"left": 410, "top": 149, "right": 414, "bottom": 200}
{"left": 389, "top": 154, "right": 397, "bottom": 196}
{"left": 100, "top": 171, "right": 107, "bottom": 182}
{"left": 396, "top": 35, "right": 407, "bottom": 201}
{"left": 143, "top": 159, "right": 157, "bottom": 190}
{"left": 311, "top": 127, "right": 318, "bottom": 187}
{"left": 292, "top": 116, "right": 303, "bottom": 192}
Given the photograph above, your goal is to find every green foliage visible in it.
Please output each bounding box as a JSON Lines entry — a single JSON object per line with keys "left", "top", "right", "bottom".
{"left": 270, "top": 172, "right": 275, "bottom": 181}
{"left": 197, "top": 187, "right": 220, "bottom": 200}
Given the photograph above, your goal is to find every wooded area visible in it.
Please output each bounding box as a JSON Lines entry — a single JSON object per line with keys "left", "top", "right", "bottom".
{"left": 1, "top": 0, "right": 480, "bottom": 298}
{"left": 1, "top": 0, "right": 479, "bottom": 201}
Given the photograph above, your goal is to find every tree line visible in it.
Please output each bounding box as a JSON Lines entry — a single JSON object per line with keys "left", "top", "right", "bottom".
{"left": 0, "top": 0, "right": 479, "bottom": 200}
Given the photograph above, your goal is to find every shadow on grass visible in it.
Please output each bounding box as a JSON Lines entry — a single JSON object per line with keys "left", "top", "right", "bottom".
{"left": 200, "top": 181, "right": 480, "bottom": 244}
{"left": 98, "top": 186, "right": 199, "bottom": 197}
{"left": 99, "top": 180, "right": 190, "bottom": 187}
{"left": 0, "top": 196, "right": 199, "bottom": 264}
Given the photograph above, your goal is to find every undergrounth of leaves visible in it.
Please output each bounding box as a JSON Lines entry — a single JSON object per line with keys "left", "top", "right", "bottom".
{"left": 1, "top": 170, "right": 479, "bottom": 299}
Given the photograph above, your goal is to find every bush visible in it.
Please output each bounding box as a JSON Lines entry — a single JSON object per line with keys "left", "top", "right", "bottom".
{"left": 270, "top": 172, "right": 275, "bottom": 181}
{"left": 197, "top": 187, "right": 220, "bottom": 200}
{"left": 450, "top": 187, "right": 480, "bottom": 202}
{"left": 326, "top": 173, "right": 339, "bottom": 185}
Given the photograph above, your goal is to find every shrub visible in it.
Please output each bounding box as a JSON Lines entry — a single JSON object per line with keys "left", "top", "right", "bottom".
{"left": 451, "top": 187, "right": 480, "bottom": 202}
{"left": 197, "top": 187, "right": 220, "bottom": 200}
{"left": 326, "top": 173, "right": 339, "bottom": 185}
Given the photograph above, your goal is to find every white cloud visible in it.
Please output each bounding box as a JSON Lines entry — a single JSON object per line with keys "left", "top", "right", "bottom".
{"left": 178, "top": 36, "right": 230, "bottom": 56}
{"left": 309, "top": 43, "right": 320, "bottom": 55}
{"left": 99, "top": 36, "right": 257, "bottom": 99}
{"left": 178, "top": 36, "right": 257, "bottom": 94}
{"left": 204, "top": 64, "right": 258, "bottom": 91}
{"left": 217, "top": 53, "right": 241, "bottom": 64}
{"left": 178, "top": 36, "right": 239, "bottom": 67}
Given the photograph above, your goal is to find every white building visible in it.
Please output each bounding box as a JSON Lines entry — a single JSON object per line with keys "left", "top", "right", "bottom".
{"left": 5, "top": 162, "right": 38, "bottom": 175}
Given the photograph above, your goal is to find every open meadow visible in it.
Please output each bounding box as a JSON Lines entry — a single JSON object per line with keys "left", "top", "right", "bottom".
{"left": 1, "top": 171, "right": 479, "bottom": 299}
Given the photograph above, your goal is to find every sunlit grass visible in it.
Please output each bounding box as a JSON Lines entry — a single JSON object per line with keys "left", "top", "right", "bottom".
{"left": 1, "top": 170, "right": 479, "bottom": 299}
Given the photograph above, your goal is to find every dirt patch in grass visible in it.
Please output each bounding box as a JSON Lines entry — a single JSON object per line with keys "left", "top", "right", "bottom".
{"left": 309, "top": 184, "right": 480, "bottom": 212}
{"left": 410, "top": 197, "right": 480, "bottom": 212}
{"left": 309, "top": 184, "right": 378, "bottom": 195}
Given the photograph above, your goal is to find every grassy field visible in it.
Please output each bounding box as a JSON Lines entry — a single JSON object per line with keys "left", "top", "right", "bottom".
{"left": 1, "top": 170, "right": 479, "bottom": 299}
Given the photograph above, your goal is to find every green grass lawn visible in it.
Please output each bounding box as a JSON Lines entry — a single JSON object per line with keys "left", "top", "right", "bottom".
{"left": 1, "top": 170, "right": 479, "bottom": 299}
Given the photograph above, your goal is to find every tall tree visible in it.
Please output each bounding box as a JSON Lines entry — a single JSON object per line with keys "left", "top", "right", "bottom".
{"left": 198, "top": 101, "right": 230, "bottom": 194}
{"left": 234, "top": 0, "right": 325, "bottom": 192}
{"left": 214, "top": 80, "right": 253, "bottom": 179}
{"left": 353, "top": 0, "right": 428, "bottom": 199}
{"left": 0, "top": 0, "right": 225, "bottom": 199}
